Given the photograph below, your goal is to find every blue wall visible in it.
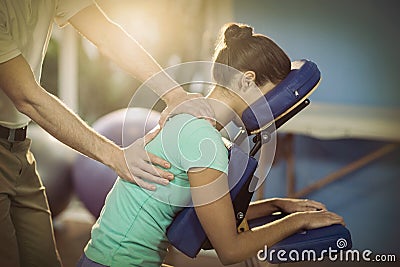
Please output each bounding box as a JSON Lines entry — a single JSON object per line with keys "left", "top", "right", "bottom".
{"left": 233, "top": 0, "right": 400, "bottom": 256}
{"left": 234, "top": 0, "right": 400, "bottom": 108}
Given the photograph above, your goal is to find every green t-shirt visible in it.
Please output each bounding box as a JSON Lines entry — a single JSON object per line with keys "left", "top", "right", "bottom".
{"left": 85, "top": 114, "right": 229, "bottom": 267}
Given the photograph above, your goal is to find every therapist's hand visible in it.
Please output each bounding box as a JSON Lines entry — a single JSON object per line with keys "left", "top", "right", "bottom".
{"left": 122, "top": 126, "right": 174, "bottom": 190}
{"left": 159, "top": 91, "right": 215, "bottom": 127}
{"left": 275, "top": 198, "right": 327, "bottom": 214}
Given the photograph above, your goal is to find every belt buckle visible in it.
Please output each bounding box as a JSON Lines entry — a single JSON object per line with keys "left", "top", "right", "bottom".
{"left": 7, "top": 128, "right": 17, "bottom": 142}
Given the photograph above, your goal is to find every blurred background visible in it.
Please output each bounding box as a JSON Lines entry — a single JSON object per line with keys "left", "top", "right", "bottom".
{"left": 35, "top": 0, "right": 399, "bottom": 266}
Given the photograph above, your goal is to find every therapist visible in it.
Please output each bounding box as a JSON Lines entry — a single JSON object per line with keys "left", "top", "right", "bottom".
{"left": 0, "top": 1, "right": 213, "bottom": 267}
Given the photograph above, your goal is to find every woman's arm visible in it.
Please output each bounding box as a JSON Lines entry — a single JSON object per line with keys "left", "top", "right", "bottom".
{"left": 246, "top": 198, "right": 327, "bottom": 221}
{"left": 245, "top": 198, "right": 281, "bottom": 221}
{"left": 188, "top": 168, "right": 344, "bottom": 265}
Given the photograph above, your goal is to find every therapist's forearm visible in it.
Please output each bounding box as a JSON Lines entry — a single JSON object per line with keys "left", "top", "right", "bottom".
{"left": 20, "top": 85, "right": 125, "bottom": 176}
{"left": 69, "top": 3, "right": 188, "bottom": 105}
{"left": 88, "top": 14, "right": 183, "bottom": 101}
{"left": 0, "top": 55, "right": 121, "bottom": 172}
{"left": 104, "top": 33, "right": 181, "bottom": 98}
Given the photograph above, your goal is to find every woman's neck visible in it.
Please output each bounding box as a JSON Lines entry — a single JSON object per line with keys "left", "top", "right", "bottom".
{"left": 206, "top": 89, "right": 238, "bottom": 131}
{"left": 206, "top": 82, "right": 276, "bottom": 130}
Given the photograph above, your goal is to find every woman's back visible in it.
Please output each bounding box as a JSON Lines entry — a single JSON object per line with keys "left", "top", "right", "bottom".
{"left": 84, "top": 114, "right": 228, "bottom": 266}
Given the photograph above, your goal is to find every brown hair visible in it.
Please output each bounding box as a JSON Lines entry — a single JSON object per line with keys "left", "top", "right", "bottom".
{"left": 213, "top": 23, "right": 291, "bottom": 87}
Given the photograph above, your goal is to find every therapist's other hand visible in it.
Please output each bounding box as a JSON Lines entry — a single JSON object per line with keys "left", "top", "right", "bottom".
{"left": 275, "top": 198, "right": 327, "bottom": 214}
{"left": 122, "top": 126, "right": 173, "bottom": 190}
{"left": 160, "top": 91, "right": 215, "bottom": 127}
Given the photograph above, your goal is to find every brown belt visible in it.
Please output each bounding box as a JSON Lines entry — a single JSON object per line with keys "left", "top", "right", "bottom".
{"left": 0, "top": 125, "right": 27, "bottom": 142}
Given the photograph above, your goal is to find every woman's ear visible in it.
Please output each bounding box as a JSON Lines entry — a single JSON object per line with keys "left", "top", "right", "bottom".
{"left": 240, "top": 71, "right": 256, "bottom": 93}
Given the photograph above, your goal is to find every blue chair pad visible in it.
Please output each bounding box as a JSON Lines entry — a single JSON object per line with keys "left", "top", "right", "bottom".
{"left": 242, "top": 59, "right": 320, "bottom": 133}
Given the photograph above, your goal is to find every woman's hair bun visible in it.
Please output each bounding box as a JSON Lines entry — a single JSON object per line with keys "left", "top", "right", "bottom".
{"left": 224, "top": 23, "right": 253, "bottom": 46}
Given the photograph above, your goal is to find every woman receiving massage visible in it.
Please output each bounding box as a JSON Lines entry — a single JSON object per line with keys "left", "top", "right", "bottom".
{"left": 78, "top": 23, "right": 344, "bottom": 267}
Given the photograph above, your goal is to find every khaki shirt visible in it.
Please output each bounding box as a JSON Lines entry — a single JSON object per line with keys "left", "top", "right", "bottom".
{"left": 0, "top": 0, "right": 93, "bottom": 128}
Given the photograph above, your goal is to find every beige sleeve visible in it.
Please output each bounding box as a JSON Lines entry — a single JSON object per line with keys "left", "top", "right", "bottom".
{"left": 0, "top": 1, "right": 21, "bottom": 63}
{"left": 54, "top": 0, "right": 95, "bottom": 27}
